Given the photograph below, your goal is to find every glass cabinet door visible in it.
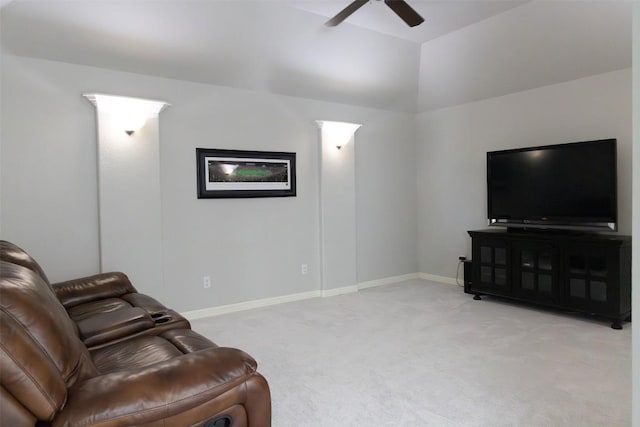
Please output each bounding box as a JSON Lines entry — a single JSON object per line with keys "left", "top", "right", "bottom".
{"left": 473, "top": 239, "right": 510, "bottom": 294}
{"left": 565, "top": 248, "right": 614, "bottom": 312}
{"left": 512, "top": 243, "right": 558, "bottom": 303}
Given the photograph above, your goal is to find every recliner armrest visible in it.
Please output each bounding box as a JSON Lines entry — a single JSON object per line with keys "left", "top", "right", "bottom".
{"left": 52, "top": 272, "right": 137, "bottom": 308}
{"left": 121, "top": 292, "right": 169, "bottom": 314}
{"left": 53, "top": 347, "right": 263, "bottom": 427}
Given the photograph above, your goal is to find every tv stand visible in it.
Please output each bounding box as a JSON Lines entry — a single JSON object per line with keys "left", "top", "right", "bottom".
{"left": 467, "top": 229, "right": 631, "bottom": 329}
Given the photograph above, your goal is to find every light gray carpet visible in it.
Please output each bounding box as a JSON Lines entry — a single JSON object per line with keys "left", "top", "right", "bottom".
{"left": 191, "top": 280, "right": 631, "bottom": 426}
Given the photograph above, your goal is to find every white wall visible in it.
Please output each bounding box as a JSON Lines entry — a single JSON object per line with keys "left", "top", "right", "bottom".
{"left": 0, "top": 54, "right": 418, "bottom": 311}
{"left": 355, "top": 114, "right": 417, "bottom": 281}
{"left": 0, "top": 55, "right": 100, "bottom": 280}
{"left": 416, "top": 69, "right": 633, "bottom": 278}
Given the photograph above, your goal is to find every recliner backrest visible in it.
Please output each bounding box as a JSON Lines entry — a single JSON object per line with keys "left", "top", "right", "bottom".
{"left": 0, "top": 261, "right": 97, "bottom": 422}
{"left": 0, "top": 240, "right": 50, "bottom": 284}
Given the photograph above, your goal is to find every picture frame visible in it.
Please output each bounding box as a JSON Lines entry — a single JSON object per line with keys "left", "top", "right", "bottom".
{"left": 196, "top": 148, "right": 296, "bottom": 199}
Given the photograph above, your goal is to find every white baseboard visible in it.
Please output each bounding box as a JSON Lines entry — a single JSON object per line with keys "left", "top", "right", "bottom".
{"left": 182, "top": 289, "right": 321, "bottom": 320}
{"left": 321, "top": 285, "right": 359, "bottom": 297}
{"left": 357, "top": 273, "right": 420, "bottom": 290}
{"left": 182, "top": 272, "right": 426, "bottom": 320}
{"left": 418, "top": 272, "right": 458, "bottom": 286}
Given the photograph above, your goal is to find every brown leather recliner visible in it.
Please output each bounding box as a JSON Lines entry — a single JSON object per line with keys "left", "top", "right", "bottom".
{"left": 0, "top": 241, "right": 271, "bottom": 426}
{"left": 0, "top": 241, "right": 191, "bottom": 348}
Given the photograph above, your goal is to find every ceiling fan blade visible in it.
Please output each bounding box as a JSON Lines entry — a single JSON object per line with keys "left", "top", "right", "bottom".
{"left": 384, "top": 0, "right": 424, "bottom": 27}
{"left": 325, "top": 0, "right": 369, "bottom": 27}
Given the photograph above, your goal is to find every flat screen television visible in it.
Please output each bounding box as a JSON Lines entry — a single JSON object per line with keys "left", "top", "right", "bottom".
{"left": 487, "top": 138, "right": 617, "bottom": 232}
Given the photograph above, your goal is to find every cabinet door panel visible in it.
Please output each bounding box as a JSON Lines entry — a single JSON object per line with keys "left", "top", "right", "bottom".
{"left": 538, "top": 274, "right": 553, "bottom": 294}
{"left": 471, "top": 238, "right": 510, "bottom": 295}
{"left": 521, "top": 272, "right": 535, "bottom": 290}
{"left": 512, "top": 242, "right": 559, "bottom": 303}
{"left": 569, "top": 278, "right": 587, "bottom": 298}
{"left": 563, "top": 247, "right": 618, "bottom": 315}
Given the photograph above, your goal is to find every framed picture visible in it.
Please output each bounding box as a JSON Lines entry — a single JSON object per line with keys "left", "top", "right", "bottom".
{"left": 196, "top": 148, "right": 296, "bottom": 199}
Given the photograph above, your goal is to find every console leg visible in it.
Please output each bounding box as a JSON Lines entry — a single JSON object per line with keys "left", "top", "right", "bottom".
{"left": 611, "top": 321, "right": 623, "bottom": 330}
{"left": 473, "top": 294, "right": 482, "bottom": 301}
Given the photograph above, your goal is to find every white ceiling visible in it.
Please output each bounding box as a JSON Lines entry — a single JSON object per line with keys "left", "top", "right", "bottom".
{"left": 0, "top": 0, "right": 633, "bottom": 112}
{"left": 418, "top": 0, "right": 633, "bottom": 111}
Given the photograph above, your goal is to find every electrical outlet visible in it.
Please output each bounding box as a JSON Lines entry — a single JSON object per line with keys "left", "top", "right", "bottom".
{"left": 301, "top": 264, "right": 308, "bottom": 275}
{"left": 203, "top": 276, "right": 211, "bottom": 289}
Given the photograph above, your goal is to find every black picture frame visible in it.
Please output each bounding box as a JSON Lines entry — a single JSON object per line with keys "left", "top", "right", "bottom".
{"left": 196, "top": 148, "right": 296, "bottom": 199}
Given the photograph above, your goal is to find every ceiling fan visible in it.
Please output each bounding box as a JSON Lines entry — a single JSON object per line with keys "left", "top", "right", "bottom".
{"left": 325, "top": 0, "right": 425, "bottom": 28}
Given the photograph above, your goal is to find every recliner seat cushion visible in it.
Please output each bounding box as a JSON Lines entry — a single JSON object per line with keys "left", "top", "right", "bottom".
{"left": 77, "top": 307, "right": 156, "bottom": 347}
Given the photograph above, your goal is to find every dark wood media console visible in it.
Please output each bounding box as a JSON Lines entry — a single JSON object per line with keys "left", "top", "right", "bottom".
{"left": 466, "top": 229, "right": 631, "bottom": 329}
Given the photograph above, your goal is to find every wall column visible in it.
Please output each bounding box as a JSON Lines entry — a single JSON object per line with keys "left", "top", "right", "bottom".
{"left": 316, "top": 121, "right": 361, "bottom": 295}
{"left": 85, "top": 94, "right": 169, "bottom": 296}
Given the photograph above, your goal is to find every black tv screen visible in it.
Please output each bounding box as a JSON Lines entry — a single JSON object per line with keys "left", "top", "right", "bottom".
{"left": 487, "top": 139, "right": 617, "bottom": 231}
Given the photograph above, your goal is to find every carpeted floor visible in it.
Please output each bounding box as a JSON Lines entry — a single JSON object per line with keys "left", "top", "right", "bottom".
{"left": 191, "top": 280, "right": 631, "bottom": 426}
